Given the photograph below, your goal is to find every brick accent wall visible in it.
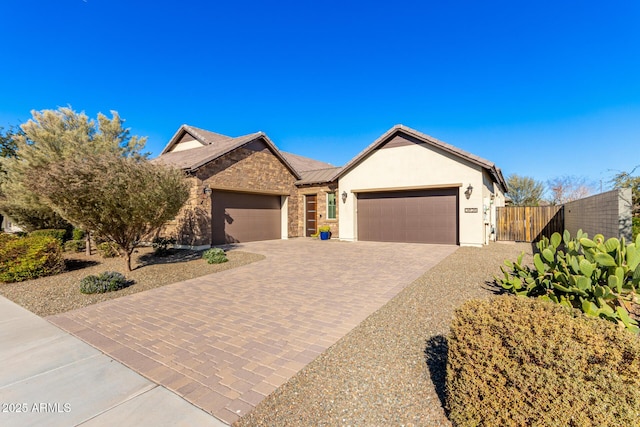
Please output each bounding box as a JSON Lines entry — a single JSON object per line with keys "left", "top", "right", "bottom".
{"left": 564, "top": 188, "right": 633, "bottom": 240}
{"left": 296, "top": 183, "right": 340, "bottom": 238}
{"left": 162, "top": 140, "right": 302, "bottom": 246}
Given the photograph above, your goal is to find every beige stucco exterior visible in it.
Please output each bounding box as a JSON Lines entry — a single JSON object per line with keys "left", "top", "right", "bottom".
{"left": 338, "top": 135, "right": 501, "bottom": 246}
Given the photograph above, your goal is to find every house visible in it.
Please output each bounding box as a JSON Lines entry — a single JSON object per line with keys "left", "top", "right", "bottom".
{"left": 155, "top": 124, "right": 507, "bottom": 248}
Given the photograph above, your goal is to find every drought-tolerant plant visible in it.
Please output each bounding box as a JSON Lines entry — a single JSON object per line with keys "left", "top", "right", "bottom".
{"left": 152, "top": 236, "right": 176, "bottom": 256}
{"left": 97, "top": 241, "right": 120, "bottom": 258}
{"left": 446, "top": 296, "right": 640, "bottom": 427}
{"left": 497, "top": 229, "right": 640, "bottom": 332}
{"left": 203, "top": 248, "right": 228, "bottom": 264}
{"left": 29, "top": 229, "right": 67, "bottom": 244}
{"left": 0, "top": 235, "right": 65, "bottom": 282}
{"left": 72, "top": 228, "right": 85, "bottom": 241}
{"left": 79, "top": 271, "right": 132, "bottom": 294}
{"left": 64, "top": 239, "right": 86, "bottom": 253}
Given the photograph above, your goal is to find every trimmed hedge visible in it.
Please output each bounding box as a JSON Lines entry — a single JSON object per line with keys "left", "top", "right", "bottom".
{"left": 0, "top": 235, "right": 65, "bottom": 283}
{"left": 446, "top": 296, "right": 640, "bottom": 427}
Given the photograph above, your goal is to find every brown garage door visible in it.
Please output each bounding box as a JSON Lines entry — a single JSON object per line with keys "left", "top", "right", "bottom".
{"left": 211, "top": 192, "right": 281, "bottom": 244}
{"left": 357, "top": 189, "right": 458, "bottom": 244}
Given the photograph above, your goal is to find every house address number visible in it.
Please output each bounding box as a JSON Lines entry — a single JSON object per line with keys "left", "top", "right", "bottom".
{"left": 464, "top": 208, "right": 478, "bottom": 213}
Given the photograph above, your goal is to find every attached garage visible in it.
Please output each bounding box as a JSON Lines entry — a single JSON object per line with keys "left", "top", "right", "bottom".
{"left": 356, "top": 188, "right": 459, "bottom": 244}
{"left": 211, "top": 192, "right": 281, "bottom": 244}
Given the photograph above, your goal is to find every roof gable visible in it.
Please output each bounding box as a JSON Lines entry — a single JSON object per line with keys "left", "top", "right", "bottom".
{"left": 155, "top": 125, "right": 301, "bottom": 179}
{"left": 335, "top": 125, "right": 508, "bottom": 192}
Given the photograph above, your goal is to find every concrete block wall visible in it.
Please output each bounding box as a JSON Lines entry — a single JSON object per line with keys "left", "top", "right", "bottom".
{"left": 564, "top": 188, "right": 632, "bottom": 241}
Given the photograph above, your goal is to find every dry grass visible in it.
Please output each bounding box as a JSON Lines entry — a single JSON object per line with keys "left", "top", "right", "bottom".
{"left": 0, "top": 247, "right": 264, "bottom": 317}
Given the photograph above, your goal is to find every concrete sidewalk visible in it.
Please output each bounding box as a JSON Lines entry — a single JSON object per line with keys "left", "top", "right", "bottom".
{"left": 0, "top": 296, "right": 226, "bottom": 427}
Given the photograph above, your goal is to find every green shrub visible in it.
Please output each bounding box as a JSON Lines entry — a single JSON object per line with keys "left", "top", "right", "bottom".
{"left": 29, "top": 229, "right": 67, "bottom": 244}
{"left": 318, "top": 225, "right": 331, "bottom": 232}
{"left": 97, "top": 241, "right": 120, "bottom": 258}
{"left": 497, "top": 229, "right": 640, "bottom": 332}
{"left": 152, "top": 236, "right": 176, "bottom": 256}
{"left": 203, "top": 248, "right": 228, "bottom": 264}
{"left": 0, "top": 235, "right": 65, "bottom": 283}
{"left": 633, "top": 216, "right": 640, "bottom": 240}
{"left": 446, "top": 296, "right": 640, "bottom": 427}
{"left": 64, "top": 239, "right": 86, "bottom": 253}
{"left": 79, "top": 271, "right": 132, "bottom": 294}
{"left": 72, "top": 228, "right": 86, "bottom": 241}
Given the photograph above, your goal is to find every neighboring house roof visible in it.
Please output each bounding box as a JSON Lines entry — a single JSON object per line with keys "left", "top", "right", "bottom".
{"left": 331, "top": 124, "right": 509, "bottom": 193}
{"left": 155, "top": 124, "right": 301, "bottom": 179}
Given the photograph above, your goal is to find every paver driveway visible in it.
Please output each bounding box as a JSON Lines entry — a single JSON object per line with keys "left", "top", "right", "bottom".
{"left": 48, "top": 239, "right": 456, "bottom": 425}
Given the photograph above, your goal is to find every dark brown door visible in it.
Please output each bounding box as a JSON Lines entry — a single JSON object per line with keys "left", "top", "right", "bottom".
{"left": 211, "top": 192, "right": 281, "bottom": 244}
{"left": 305, "top": 195, "right": 317, "bottom": 237}
{"left": 357, "top": 189, "right": 458, "bottom": 244}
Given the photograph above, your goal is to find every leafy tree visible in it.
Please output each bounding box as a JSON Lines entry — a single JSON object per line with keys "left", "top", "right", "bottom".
{"left": 0, "top": 126, "right": 20, "bottom": 161}
{"left": 0, "top": 107, "right": 147, "bottom": 232}
{"left": 506, "top": 174, "right": 545, "bottom": 206}
{"left": 611, "top": 166, "right": 640, "bottom": 238}
{"left": 547, "top": 176, "right": 593, "bottom": 205}
{"left": 27, "top": 153, "right": 189, "bottom": 271}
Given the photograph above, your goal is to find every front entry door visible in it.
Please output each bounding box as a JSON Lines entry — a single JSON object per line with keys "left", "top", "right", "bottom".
{"left": 305, "top": 195, "right": 317, "bottom": 237}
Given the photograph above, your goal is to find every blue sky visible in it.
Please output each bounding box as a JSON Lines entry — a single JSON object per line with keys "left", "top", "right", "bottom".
{"left": 1, "top": 0, "right": 638, "bottom": 192}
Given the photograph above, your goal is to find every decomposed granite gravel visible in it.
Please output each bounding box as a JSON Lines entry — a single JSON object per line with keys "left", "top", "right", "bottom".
{"left": 234, "top": 242, "right": 533, "bottom": 427}
{"left": 0, "top": 247, "right": 264, "bottom": 317}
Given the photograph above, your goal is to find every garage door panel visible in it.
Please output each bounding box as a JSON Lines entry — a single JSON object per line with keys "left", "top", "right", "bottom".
{"left": 212, "top": 192, "right": 281, "bottom": 244}
{"left": 357, "top": 189, "right": 458, "bottom": 244}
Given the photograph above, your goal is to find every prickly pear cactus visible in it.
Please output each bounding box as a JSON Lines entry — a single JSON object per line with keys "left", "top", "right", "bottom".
{"left": 497, "top": 230, "right": 640, "bottom": 333}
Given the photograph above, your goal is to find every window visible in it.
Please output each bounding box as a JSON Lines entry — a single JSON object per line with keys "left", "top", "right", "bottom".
{"left": 327, "top": 192, "right": 337, "bottom": 219}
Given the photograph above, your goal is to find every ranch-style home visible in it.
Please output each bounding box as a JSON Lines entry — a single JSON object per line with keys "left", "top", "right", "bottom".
{"left": 155, "top": 124, "right": 507, "bottom": 248}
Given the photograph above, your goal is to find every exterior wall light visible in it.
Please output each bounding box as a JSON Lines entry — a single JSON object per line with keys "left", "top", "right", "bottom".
{"left": 203, "top": 186, "right": 212, "bottom": 196}
{"left": 341, "top": 191, "right": 348, "bottom": 203}
{"left": 464, "top": 184, "right": 473, "bottom": 200}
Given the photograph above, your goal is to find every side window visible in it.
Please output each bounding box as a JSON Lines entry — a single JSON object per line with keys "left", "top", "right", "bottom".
{"left": 327, "top": 192, "right": 336, "bottom": 219}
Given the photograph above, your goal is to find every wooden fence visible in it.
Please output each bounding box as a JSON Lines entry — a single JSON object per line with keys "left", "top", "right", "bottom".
{"left": 496, "top": 206, "right": 564, "bottom": 242}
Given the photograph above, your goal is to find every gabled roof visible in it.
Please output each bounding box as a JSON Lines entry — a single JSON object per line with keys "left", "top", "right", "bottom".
{"left": 333, "top": 125, "right": 508, "bottom": 193}
{"left": 154, "top": 124, "right": 300, "bottom": 178}
{"left": 280, "top": 151, "right": 334, "bottom": 172}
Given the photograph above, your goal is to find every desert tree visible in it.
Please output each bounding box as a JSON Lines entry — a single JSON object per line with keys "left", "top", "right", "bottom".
{"left": 547, "top": 176, "right": 593, "bottom": 205}
{"left": 0, "top": 107, "right": 147, "bottom": 232}
{"left": 27, "top": 153, "right": 189, "bottom": 271}
{"left": 506, "top": 174, "right": 545, "bottom": 206}
{"left": 611, "top": 166, "right": 640, "bottom": 238}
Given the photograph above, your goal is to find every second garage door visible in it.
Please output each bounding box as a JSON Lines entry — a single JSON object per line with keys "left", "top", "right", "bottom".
{"left": 212, "top": 192, "right": 281, "bottom": 245}
{"left": 357, "top": 188, "right": 458, "bottom": 244}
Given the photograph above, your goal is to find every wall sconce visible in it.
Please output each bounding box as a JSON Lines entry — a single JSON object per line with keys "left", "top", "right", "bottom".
{"left": 203, "top": 186, "right": 212, "bottom": 196}
{"left": 464, "top": 184, "right": 473, "bottom": 200}
{"left": 341, "top": 191, "right": 348, "bottom": 203}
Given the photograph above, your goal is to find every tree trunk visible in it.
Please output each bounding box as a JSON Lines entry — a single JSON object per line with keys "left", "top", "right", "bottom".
{"left": 85, "top": 232, "right": 91, "bottom": 256}
{"left": 125, "top": 250, "right": 132, "bottom": 271}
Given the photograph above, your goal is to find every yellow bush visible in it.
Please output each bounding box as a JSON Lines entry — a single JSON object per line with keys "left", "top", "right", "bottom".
{"left": 446, "top": 296, "right": 640, "bottom": 427}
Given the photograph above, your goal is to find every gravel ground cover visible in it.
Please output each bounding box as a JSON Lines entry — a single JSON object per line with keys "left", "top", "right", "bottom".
{"left": 0, "top": 247, "right": 264, "bottom": 317}
{"left": 235, "top": 242, "right": 533, "bottom": 427}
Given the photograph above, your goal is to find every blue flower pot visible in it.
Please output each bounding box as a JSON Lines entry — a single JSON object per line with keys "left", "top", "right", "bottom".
{"left": 320, "top": 231, "right": 330, "bottom": 240}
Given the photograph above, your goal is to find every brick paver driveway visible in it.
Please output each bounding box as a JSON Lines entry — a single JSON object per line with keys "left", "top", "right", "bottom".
{"left": 49, "top": 239, "right": 456, "bottom": 424}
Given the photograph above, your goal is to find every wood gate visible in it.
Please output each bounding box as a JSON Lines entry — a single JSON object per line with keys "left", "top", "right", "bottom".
{"left": 496, "top": 206, "right": 564, "bottom": 242}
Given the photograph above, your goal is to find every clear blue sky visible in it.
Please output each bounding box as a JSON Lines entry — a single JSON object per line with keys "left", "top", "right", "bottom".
{"left": 1, "top": 0, "right": 638, "bottom": 192}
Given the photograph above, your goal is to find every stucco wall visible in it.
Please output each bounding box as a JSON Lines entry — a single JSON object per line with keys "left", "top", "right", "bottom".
{"left": 564, "top": 188, "right": 633, "bottom": 240}
{"left": 338, "top": 135, "right": 489, "bottom": 246}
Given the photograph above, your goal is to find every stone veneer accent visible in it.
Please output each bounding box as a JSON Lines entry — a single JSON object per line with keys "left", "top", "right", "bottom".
{"left": 296, "top": 183, "right": 340, "bottom": 238}
{"left": 164, "top": 140, "right": 302, "bottom": 246}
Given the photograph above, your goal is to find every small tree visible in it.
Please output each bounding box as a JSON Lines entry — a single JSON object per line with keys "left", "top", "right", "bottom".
{"left": 611, "top": 166, "right": 640, "bottom": 238}
{"left": 547, "top": 176, "right": 593, "bottom": 205}
{"left": 27, "top": 153, "right": 189, "bottom": 271}
{"left": 506, "top": 174, "right": 545, "bottom": 206}
{"left": 0, "top": 107, "right": 147, "bottom": 232}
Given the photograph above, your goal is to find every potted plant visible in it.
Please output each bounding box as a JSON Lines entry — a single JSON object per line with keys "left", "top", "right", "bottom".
{"left": 319, "top": 225, "right": 331, "bottom": 240}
